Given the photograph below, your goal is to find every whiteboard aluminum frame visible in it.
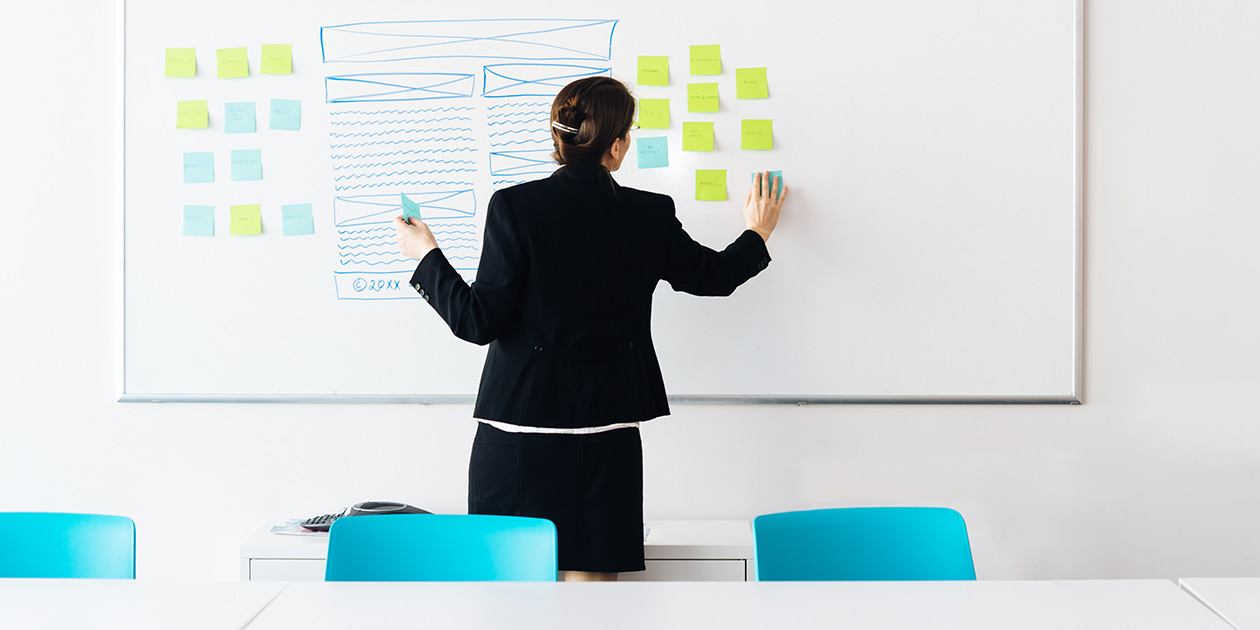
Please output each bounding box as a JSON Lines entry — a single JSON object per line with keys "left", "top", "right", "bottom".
{"left": 115, "top": 0, "right": 1084, "bottom": 405}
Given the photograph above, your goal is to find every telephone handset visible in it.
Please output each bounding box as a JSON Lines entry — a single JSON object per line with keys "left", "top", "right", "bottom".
{"left": 299, "top": 501, "right": 432, "bottom": 532}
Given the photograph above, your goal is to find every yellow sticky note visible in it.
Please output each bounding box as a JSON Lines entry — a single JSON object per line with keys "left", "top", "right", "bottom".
{"left": 687, "top": 83, "right": 719, "bottom": 113}
{"left": 176, "top": 99, "right": 208, "bottom": 129}
{"left": 696, "top": 169, "right": 727, "bottom": 201}
{"left": 690, "top": 44, "right": 721, "bottom": 75}
{"left": 741, "top": 119, "right": 773, "bottom": 150}
{"left": 736, "top": 68, "right": 769, "bottom": 99}
{"left": 638, "top": 99, "right": 670, "bottom": 129}
{"left": 217, "top": 47, "right": 249, "bottom": 79}
{"left": 164, "top": 48, "right": 196, "bottom": 78}
{"left": 261, "top": 44, "right": 292, "bottom": 75}
{"left": 230, "top": 204, "right": 262, "bottom": 235}
{"left": 682, "top": 122, "right": 714, "bottom": 152}
{"left": 637, "top": 56, "right": 668, "bottom": 86}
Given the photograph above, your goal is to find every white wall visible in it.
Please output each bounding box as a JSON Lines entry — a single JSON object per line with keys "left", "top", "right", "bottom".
{"left": 2, "top": 0, "right": 1258, "bottom": 580}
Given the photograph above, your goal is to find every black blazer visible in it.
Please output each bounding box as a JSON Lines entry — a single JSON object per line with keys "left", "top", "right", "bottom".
{"left": 410, "top": 164, "right": 771, "bottom": 428}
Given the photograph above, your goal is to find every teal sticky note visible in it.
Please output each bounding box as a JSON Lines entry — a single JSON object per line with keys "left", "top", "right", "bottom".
{"left": 750, "top": 170, "right": 784, "bottom": 188}
{"left": 225, "top": 102, "right": 256, "bottom": 134}
{"left": 281, "top": 203, "right": 314, "bottom": 236}
{"left": 230, "top": 149, "right": 263, "bottom": 181}
{"left": 636, "top": 136, "right": 669, "bottom": 169}
{"left": 183, "top": 152, "right": 214, "bottom": 183}
{"left": 183, "top": 205, "right": 214, "bottom": 236}
{"left": 401, "top": 192, "right": 421, "bottom": 221}
{"left": 269, "top": 99, "right": 301, "bottom": 131}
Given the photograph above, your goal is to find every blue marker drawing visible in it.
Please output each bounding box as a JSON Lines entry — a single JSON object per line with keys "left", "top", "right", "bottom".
{"left": 325, "top": 73, "right": 475, "bottom": 103}
{"left": 489, "top": 150, "right": 557, "bottom": 177}
{"left": 321, "top": 19, "right": 617, "bottom": 64}
{"left": 483, "top": 64, "right": 610, "bottom": 98}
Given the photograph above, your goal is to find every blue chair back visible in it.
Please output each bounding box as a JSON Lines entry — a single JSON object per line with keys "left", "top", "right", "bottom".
{"left": 325, "top": 514, "right": 558, "bottom": 581}
{"left": 0, "top": 512, "right": 136, "bottom": 579}
{"left": 753, "top": 507, "right": 975, "bottom": 581}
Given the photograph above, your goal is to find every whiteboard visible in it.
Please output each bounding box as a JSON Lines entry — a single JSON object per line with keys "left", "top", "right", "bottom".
{"left": 118, "top": 0, "right": 1081, "bottom": 403}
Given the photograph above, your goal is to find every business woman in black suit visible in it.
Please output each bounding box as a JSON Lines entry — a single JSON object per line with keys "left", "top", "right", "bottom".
{"left": 395, "top": 76, "right": 787, "bottom": 581}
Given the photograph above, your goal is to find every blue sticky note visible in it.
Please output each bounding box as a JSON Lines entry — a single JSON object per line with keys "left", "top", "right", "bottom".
{"left": 750, "top": 170, "right": 784, "bottom": 189}
{"left": 281, "top": 203, "right": 314, "bottom": 236}
{"left": 401, "top": 193, "right": 420, "bottom": 221}
{"left": 183, "top": 152, "right": 214, "bottom": 183}
{"left": 636, "top": 136, "right": 669, "bottom": 169}
{"left": 183, "top": 205, "right": 215, "bottom": 236}
{"left": 269, "top": 99, "right": 301, "bottom": 131}
{"left": 231, "top": 149, "right": 263, "bottom": 181}
{"left": 225, "top": 102, "right": 256, "bottom": 134}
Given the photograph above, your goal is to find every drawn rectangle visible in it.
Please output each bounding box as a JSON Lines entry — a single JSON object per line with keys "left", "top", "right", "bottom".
{"left": 489, "top": 150, "right": 557, "bottom": 177}
{"left": 333, "top": 190, "right": 476, "bottom": 228}
{"left": 333, "top": 271, "right": 421, "bottom": 300}
{"left": 320, "top": 19, "right": 617, "bottom": 63}
{"left": 483, "top": 64, "right": 610, "bottom": 98}
{"left": 325, "top": 73, "right": 474, "bottom": 103}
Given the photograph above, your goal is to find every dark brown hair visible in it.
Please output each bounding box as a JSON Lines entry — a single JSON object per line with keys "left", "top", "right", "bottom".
{"left": 549, "top": 76, "right": 636, "bottom": 166}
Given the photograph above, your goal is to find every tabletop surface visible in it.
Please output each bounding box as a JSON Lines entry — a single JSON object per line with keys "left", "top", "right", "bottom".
{"left": 246, "top": 579, "right": 1231, "bottom": 630}
{"left": 0, "top": 579, "right": 286, "bottom": 630}
{"left": 1180, "top": 577, "right": 1260, "bottom": 629}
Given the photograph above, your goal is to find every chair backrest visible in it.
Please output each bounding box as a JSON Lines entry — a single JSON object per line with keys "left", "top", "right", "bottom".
{"left": 753, "top": 507, "right": 975, "bottom": 581}
{"left": 325, "top": 514, "right": 558, "bottom": 581}
{"left": 0, "top": 512, "right": 136, "bottom": 579}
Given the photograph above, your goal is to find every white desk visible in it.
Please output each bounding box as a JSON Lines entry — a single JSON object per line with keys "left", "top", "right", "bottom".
{"left": 240, "top": 519, "right": 753, "bottom": 582}
{"left": 0, "top": 579, "right": 286, "bottom": 630}
{"left": 1181, "top": 578, "right": 1260, "bottom": 629}
{"left": 245, "top": 580, "right": 1231, "bottom": 630}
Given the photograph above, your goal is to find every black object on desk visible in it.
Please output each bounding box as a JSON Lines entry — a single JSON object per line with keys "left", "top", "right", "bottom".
{"left": 300, "top": 502, "right": 431, "bottom": 532}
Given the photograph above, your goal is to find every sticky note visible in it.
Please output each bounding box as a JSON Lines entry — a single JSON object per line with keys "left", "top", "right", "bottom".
{"left": 741, "top": 119, "right": 774, "bottom": 150}
{"left": 176, "top": 100, "right": 208, "bottom": 129}
{"left": 230, "top": 149, "right": 263, "bottom": 181}
{"left": 269, "top": 99, "right": 301, "bottom": 131}
{"left": 636, "top": 137, "right": 669, "bottom": 169}
{"left": 401, "top": 192, "right": 421, "bottom": 221}
{"left": 638, "top": 99, "right": 670, "bottom": 129}
{"left": 690, "top": 44, "right": 721, "bottom": 75}
{"left": 637, "top": 56, "right": 668, "bottom": 86}
{"left": 696, "top": 169, "right": 727, "bottom": 201}
{"left": 225, "top": 102, "right": 256, "bottom": 134}
{"left": 281, "top": 203, "right": 314, "bottom": 236}
{"left": 682, "top": 122, "right": 714, "bottom": 152}
{"left": 229, "top": 204, "right": 262, "bottom": 235}
{"left": 164, "top": 48, "right": 196, "bottom": 78}
{"left": 183, "top": 205, "right": 214, "bottom": 237}
{"left": 260, "top": 44, "right": 292, "bottom": 75}
{"left": 736, "top": 67, "right": 769, "bottom": 99}
{"left": 183, "top": 152, "right": 214, "bottom": 183}
{"left": 217, "top": 47, "right": 249, "bottom": 78}
{"left": 750, "top": 170, "right": 784, "bottom": 189}
{"left": 687, "top": 83, "right": 719, "bottom": 113}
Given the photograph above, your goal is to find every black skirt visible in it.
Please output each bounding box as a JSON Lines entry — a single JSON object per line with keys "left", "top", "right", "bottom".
{"left": 468, "top": 422, "right": 646, "bottom": 573}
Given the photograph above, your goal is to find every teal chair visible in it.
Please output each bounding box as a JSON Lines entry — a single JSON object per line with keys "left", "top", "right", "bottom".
{"left": 753, "top": 507, "right": 975, "bottom": 581}
{"left": 0, "top": 512, "right": 136, "bottom": 579}
{"left": 325, "top": 514, "right": 558, "bottom": 581}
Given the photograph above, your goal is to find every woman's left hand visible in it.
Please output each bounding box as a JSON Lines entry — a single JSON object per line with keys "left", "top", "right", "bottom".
{"left": 394, "top": 215, "right": 439, "bottom": 260}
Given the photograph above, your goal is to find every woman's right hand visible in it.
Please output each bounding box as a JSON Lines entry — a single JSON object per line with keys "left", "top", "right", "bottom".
{"left": 744, "top": 171, "right": 787, "bottom": 242}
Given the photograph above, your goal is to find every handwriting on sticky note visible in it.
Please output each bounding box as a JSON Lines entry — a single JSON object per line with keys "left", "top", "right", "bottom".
{"left": 230, "top": 149, "right": 263, "bottom": 181}
{"left": 682, "top": 122, "right": 714, "bottom": 152}
{"left": 261, "top": 44, "right": 292, "bottom": 75}
{"left": 695, "top": 169, "right": 727, "bottom": 201}
{"left": 638, "top": 56, "right": 669, "bottom": 86}
{"left": 281, "top": 203, "right": 314, "bottom": 236}
{"left": 164, "top": 48, "right": 196, "bottom": 78}
{"left": 687, "top": 83, "right": 719, "bottom": 113}
{"left": 230, "top": 204, "right": 262, "bottom": 235}
{"left": 736, "top": 68, "right": 769, "bottom": 99}
{"left": 638, "top": 99, "right": 670, "bottom": 129}
{"left": 176, "top": 100, "right": 208, "bottom": 129}
{"left": 217, "top": 47, "right": 249, "bottom": 78}
{"left": 636, "top": 137, "right": 669, "bottom": 169}
{"left": 225, "top": 102, "right": 256, "bottom": 134}
{"left": 741, "top": 119, "right": 773, "bottom": 150}
{"left": 690, "top": 45, "right": 721, "bottom": 75}
{"left": 183, "top": 152, "right": 214, "bottom": 184}
{"left": 183, "top": 205, "right": 214, "bottom": 237}
{"left": 269, "top": 99, "right": 301, "bottom": 131}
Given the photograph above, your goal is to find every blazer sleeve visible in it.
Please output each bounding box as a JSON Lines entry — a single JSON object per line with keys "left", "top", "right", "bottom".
{"left": 409, "top": 190, "right": 525, "bottom": 345}
{"left": 662, "top": 205, "right": 773, "bottom": 297}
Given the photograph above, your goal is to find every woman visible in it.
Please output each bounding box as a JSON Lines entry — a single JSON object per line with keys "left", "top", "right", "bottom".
{"left": 394, "top": 76, "right": 786, "bottom": 581}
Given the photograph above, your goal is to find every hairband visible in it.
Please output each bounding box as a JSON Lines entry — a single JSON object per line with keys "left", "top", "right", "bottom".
{"left": 551, "top": 120, "right": 579, "bottom": 134}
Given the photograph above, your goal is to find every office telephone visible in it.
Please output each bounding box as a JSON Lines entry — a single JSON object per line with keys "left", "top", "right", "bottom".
{"left": 299, "top": 501, "right": 432, "bottom": 532}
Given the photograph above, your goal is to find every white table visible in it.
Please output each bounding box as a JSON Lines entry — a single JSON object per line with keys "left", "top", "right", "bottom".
{"left": 245, "top": 580, "right": 1231, "bottom": 630}
{"left": 1181, "top": 578, "right": 1260, "bottom": 629}
{"left": 0, "top": 579, "right": 287, "bottom": 630}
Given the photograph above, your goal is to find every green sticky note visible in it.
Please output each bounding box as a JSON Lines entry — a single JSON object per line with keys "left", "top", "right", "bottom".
{"left": 750, "top": 170, "right": 784, "bottom": 188}
{"left": 637, "top": 56, "right": 669, "bottom": 86}
{"left": 217, "top": 47, "right": 249, "bottom": 78}
{"left": 637, "top": 99, "right": 670, "bottom": 129}
{"left": 636, "top": 137, "right": 669, "bottom": 169}
{"left": 687, "top": 83, "right": 719, "bottom": 113}
{"left": 401, "top": 192, "right": 421, "bottom": 221}
{"left": 741, "top": 119, "right": 773, "bottom": 150}
{"left": 183, "top": 152, "right": 214, "bottom": 183}
{"left": 269, "top": 99, "right": 301, "bottom": 131}
{"left": 230, "top": 204, "right": 262, "bottom": 235}
{"left": 696, "top": 169, "right": 727, "bottom": 201}
{"left": 183, "top": 205, "right": 214, "bottom": 237}
{"left": 682, "top": 122, "right": 714, "bottom": 152}
{"left": 736, "top": 67, "right": 769, "bottom": 99}
{"left": 231, "top": 149, "right": 263, "bottom": 181}
{"left": 176, "top": 99, "right": 208, "bottom": 129}
{"left": 281, "top": 203, "right": 314, "bottom": 236}
{"left": 225, "top": 102, "right": 256, "bottom": 134}
{"left": 260, "top": 44, "right": 292, "bottom": 75}
{"left": 164, "top": 48, "right": 196, "bottom": 78}
{"left": 690, "top": 44, "right": 721, "bottom": 75}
